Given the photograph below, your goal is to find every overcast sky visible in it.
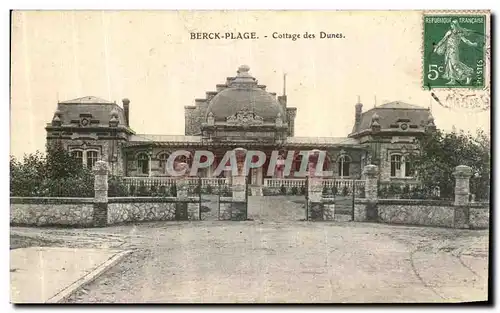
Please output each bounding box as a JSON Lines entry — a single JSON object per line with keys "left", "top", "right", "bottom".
{"left": 10, "top": 10, "right": 490, "bottom": 157}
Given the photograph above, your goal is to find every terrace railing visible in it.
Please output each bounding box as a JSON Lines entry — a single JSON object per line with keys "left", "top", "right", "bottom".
{"left": 264, "top": 178, "right": 306, "bottom": 188}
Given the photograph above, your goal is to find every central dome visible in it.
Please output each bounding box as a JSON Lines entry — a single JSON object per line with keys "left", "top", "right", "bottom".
{"left": 206, "top": 65, "right": 284, "bottom": 121}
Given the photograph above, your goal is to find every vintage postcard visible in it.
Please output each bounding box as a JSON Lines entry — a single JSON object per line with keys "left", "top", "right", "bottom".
{"left": 10, "top": 10, "right": 491, "bottom": 304}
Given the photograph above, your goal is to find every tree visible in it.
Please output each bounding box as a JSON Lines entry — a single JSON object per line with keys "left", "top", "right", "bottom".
{"left": 10, "top": 141, "right": 94, "bottom": 197}
{"left": 411, "top": 129, "right": 490, "bottom": 200}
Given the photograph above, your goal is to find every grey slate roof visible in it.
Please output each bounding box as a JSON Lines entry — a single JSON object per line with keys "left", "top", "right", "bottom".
{"left": 129, "top": 134, "right": 202, "bottom": 142}
{"left": 352, "top": 101, "right": 432, "bottom": 134}
{"left": 128, "top": 134, "right": 361, "bottom": 148}
{"left": 59, "top": 96, "right": 114, "bottom": 104}
{"left": 55, "top": 96, "right": 127, "bottom": 128}
{"left": 286, "top": 137, "right": 360, "bottom": 146}
{"left": 207, "top": 87, "right": 284, "bottom": 121}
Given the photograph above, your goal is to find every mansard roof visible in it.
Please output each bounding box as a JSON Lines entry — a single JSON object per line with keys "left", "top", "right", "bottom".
{"left": 350, "top": 100, "right": 433, "bottom": 137}
{"left": 59, "top": 96, "right": 114, "bottom": 104}
{"left": 286, "top": 137, "right": 360, "bottom": 146}
{"left": 50, "top": 96, "right": 129, "bottom": 129}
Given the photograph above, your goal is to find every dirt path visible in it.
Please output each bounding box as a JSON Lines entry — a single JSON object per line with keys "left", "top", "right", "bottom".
{"left": 247, "top": 196, "right": 306, "bottom": 221}
{"left": 11, "top": 221, "right": 487, "bottom": 303}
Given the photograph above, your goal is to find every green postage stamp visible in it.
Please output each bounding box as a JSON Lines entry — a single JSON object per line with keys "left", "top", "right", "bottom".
{"left": 423, "top": 13, "right": 487, "bottom": 89}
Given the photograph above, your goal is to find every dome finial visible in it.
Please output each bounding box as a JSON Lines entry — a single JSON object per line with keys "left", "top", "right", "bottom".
{"left": 238, "top": 65, "right": 250, "bottom": 75}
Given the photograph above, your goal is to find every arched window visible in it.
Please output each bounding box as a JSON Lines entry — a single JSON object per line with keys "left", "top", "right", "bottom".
{"left": 137, "top": 153, "right": 149, "bottom": 175}
{"left": 338, "top": 155, "right": 351, "bottom": 178}
{"left": 158, "top": 153, "right": 169, "bottom": 174}
{"left": 71, "top": 150, "right": 83, "bottom": 166}
{"left": 86, "top": 150, "right": 99, "bottom": 170}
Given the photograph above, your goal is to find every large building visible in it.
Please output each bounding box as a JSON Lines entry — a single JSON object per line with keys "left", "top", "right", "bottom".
{"left": 46, "top": 65, "right": 436, "bottom": 187}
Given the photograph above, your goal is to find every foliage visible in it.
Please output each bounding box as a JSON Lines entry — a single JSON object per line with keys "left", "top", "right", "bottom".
{"left": 10, "top": 141, "right": 94, "bottom": 197}
{"left": 357, "top": 185, "right": 365, "bottom": 198}
{"left": 205, "top": 184, "right": 213, "bottom": 194}
{"left": 300, "top": 185, "right": 306, "bottom": 196}
{"left": 331, "top": 186, "right": 338, "bottom": 196}
{"left": 341, "top": 186, "right": 349, "bottom": 196}
{"left": 322, "top": 185, "right": 329, "bottom": 195}
{"left": 221, "top": 186, "right": 231, "bottom": 197}
{"left": 411, "top": 129, "right": 490, "bottom": 200}
{"left": 280, "top": 184, "right": 287, "bottom": 195}
{"left": 108, "top": 175, "right": 129, "bottom": 197}
{"left": 291, "top": 186, "right": 298, "bottom": 195}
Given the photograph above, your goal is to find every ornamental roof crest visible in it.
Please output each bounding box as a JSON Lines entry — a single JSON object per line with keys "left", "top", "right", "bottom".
{"left": 226, "top": 108, "right": 264, "bottom": 126}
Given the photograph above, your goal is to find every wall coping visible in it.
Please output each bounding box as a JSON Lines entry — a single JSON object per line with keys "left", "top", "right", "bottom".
{"left": 467, "top": 202, "right": 490, "bottom": 209}
{"left": 376, "top": 199, "right": 454, "bottom": 206}
{"left": 10, "top": 197, "right": 94, "bottom": 204}
{"left": 108, "top": 197, "right": 200, "bottom": 203}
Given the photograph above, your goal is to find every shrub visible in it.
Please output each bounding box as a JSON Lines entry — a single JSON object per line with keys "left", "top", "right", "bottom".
{"left": 387, "top": 184, "right": 401, "bottom": 198}
{"left": 150, "top": 184, "right": 158, "bottom": 196}
{"left": 291, "top": 186, "right": 298, "bottom": 195}
{"left": 169, "top": 184, "right": 177, "bottom": 197}
{"left": 402, "top": 184, "right": 410, "bottom": 194}
{"left": 10, "top": 143, "right": 95, "bottom": 197}
{"left": 193, "top": 184, "right": 201, "bottom": 194}
{"left": 280, "top": 184, "right": 286, "bottom": 195}
{"left": 138, "top": 182, "right": 149, "bottom": 196}
{"left": 357, "top": 185, "right": 366, "bottom": 198}
{"left": 221, "top": 186, "right": 231, "bottom": 197}
{"left": 205, "top": 184, "right": 213, "bottom": 194}
{"left": 300, "top": 185, "right": 306, "bottom": 195}
{"left": 159, "top": 185, "right": 168, "bottom": 196}
{"left": 108, "top": 176, "right": 129, "bottom": 197}
{"left": 322, "top": 185, "right": 329, "bottom": 195}
{"left": 331, "top": 186, "right": 338, "bottom": 196}
{"left": 342, "top": 186, "right": 349, "bottom": 196}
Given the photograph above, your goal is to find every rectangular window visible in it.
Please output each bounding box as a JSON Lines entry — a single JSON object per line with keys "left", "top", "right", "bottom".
{"left": 71, "top": 150, "right": 83, "bottom": 165}
{"left": 390, "top": 155, "right": 402, "bottom": 177}
{"left": 405, "top": 160, "right": 413, "bottom": 177}
{"left": 86, "top": 151, "right": 98, "bottom": 170}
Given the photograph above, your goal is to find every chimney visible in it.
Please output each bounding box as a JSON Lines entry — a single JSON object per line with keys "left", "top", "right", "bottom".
{"left": 278, "top": 95, "right": 287, "bottom": 112}
{"left": 122, "top": 98, "right": 130, "bottom": 127}
{"left": 355, "top": 97, "right": 363, "bottom": 131}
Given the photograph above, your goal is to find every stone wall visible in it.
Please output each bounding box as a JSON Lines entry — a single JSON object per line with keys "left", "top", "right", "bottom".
{"left": 377, "top": 200, "right": 455, "bottom": 228}
{"left": 10, "top": 198, "right": 94, "bottom": 227}
{"left": 353, "top": 202, "right": 367, "bottom": 222}
{"left": 469, "top": 204, "right": 490, "bottom": 229}
{"left": 107, "top": 197, "right": 200, "bottom": 224}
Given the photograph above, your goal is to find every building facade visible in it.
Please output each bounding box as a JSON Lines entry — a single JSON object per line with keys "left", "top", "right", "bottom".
{"left": 46, "top": 65, "right": 436, "bottom": 186}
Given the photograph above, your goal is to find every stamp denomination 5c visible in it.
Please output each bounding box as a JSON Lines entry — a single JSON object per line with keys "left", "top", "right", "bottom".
{"left": 423, "top": 14, "right": 486, "bottom": 89}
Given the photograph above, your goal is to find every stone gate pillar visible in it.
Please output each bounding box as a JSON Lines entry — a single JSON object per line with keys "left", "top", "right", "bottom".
{"left": 307, "top": 150, "right": 323, "bottom": 202}
{"left": 232, "top": 148, "right": 247, "bottom": 202}
{"left": 361, "top": 164, "right": 379, "bottom": 221}
{"left": 176, "top": 162, "right": 190, "bottom": 199}
{"left": 453, "top": 165, "right": 472, "bottom": 228}
{"left": 453, "top": 165, "right": 472, "bottom": 206}
{"left": 93, "top": 160, "right": 109, "bottom": 227}
{"left": 307, "top": 150, "right": 325, "bottom": 220}
{"left": 175, "top": 162, "right": 197, "bottom": 220}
